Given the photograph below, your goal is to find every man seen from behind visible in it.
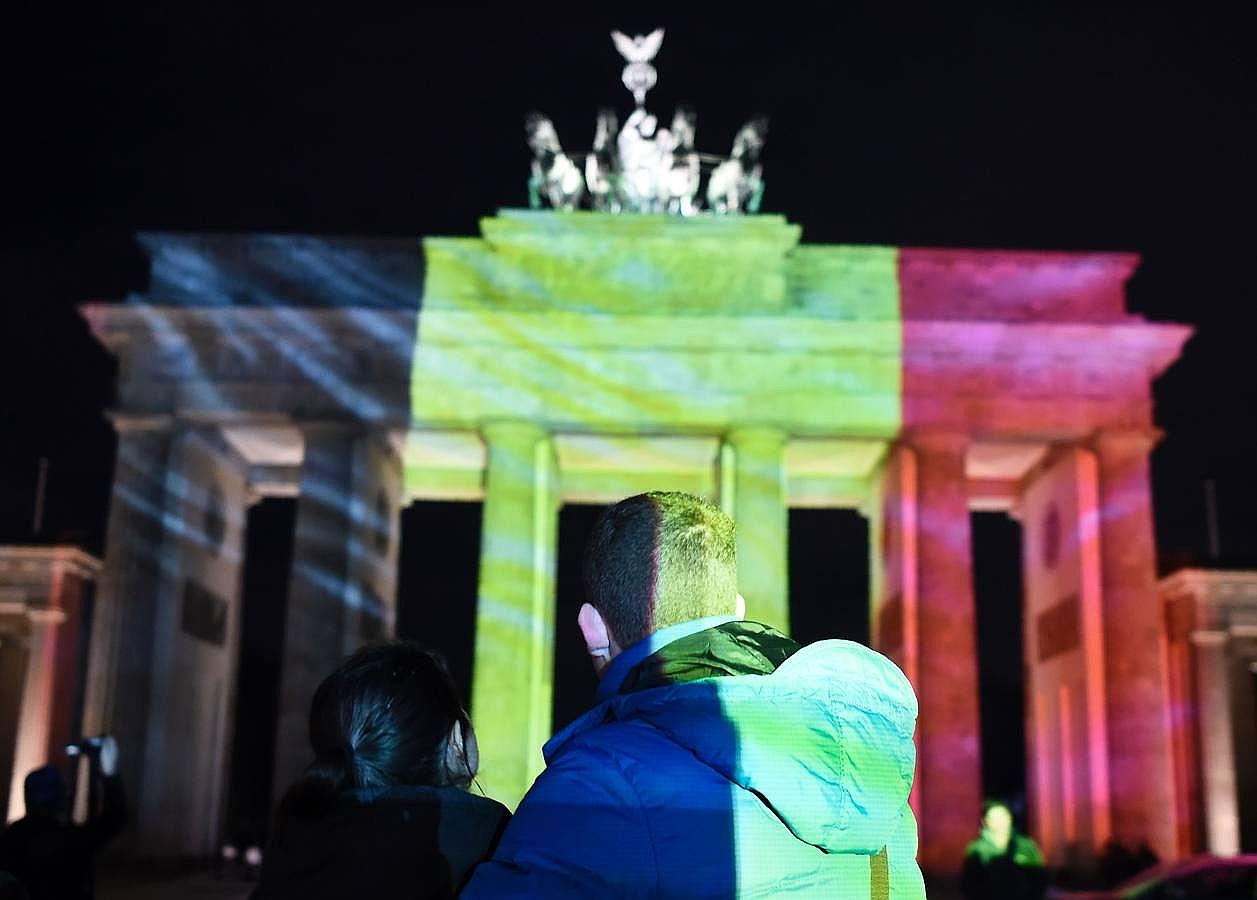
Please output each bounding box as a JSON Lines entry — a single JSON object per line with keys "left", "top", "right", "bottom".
{"left": 463, "top": 491, "right": 925, "bottom": 898}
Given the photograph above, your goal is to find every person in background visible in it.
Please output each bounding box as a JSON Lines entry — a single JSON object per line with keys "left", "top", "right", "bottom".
{"left": 960, "top": 799, "right": 1047, "bottom": 900}
{"left": 0, "top": 736, "right": 126, "bottom": 900}
{"left": 464, "top": 491, "right": 924, "bottom": 898}
{"left": 0, "top": 871, "right": 28, "bottom": 900}
{"left": 250, "top": 642, "right": 509, "bottom": 900}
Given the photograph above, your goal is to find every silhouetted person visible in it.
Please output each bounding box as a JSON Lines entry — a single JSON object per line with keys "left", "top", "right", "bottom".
{"left": 1098, "top": 837, "right": 1159, "bottom": 887}
{"left": 960, "top": 799, "right": 1046, "bottom": 900}
{"left": 465, "top": 491, "right": 925, "bottom": 898}
{"left": 251, "top": 642, "right": 509, "bottom": 900}
{"left": 0, "top": 871, "right": 28, "bottom": 900}
{"left": 1130, "top": 841, "right": 1159, "bottom": 877}
{"left": 0, "top": 736, "right": 126, "bottom": 900}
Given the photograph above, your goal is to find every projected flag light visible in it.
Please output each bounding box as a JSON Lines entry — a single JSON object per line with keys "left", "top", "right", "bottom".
{"left": 70, "top": 27, "right": 1199, "bottom": 878}
{"left": 526, "top": 29, "right": 768, "bottom": 215}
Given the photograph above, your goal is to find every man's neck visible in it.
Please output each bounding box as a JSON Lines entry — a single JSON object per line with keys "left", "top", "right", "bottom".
{"left": 595, "top": 614, "right": 739, "bottom": 703}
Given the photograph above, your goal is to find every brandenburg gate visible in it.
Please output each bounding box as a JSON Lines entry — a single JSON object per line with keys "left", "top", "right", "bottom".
{"left": 72, "top": 26, "right": 1195, "bottom": 875}
{"left": 81, "top": 214, "right": 1188, "bottom": 873}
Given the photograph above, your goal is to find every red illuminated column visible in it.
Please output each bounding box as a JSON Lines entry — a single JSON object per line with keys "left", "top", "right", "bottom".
{"left": 869, "top": 444, "right": 919, "bottom": 686}
{"left": 909, "top": 431, "right": 982, "bottom": 875}
{"left": 1091, "top": 427, "right": 1179, "bottom": 859}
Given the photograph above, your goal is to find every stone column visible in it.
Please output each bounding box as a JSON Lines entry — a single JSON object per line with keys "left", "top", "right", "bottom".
{"left": 1017, "top": 445, "right": 1112, "bottom": 859}
{"left": 6, "top": 609, "right": 65, "bottom": 823}
{"left": 471, "top": 422, "right": 558, "bottom": 809}
{"left": 340, "top": 435, "right": 403, "bottom": 654}
{"left": 1091, "top": 427, "right": 1178, "bottom": 859}
{"left": 135, "top": 425, "right": 194, "bottom": 853}
{"left": 129, "top": 428, "right": 254, "bottom": 857}
{"left": 1190, "top": 631, "right": 1239, "bottom": 855}
{"left": 724, "top": 427, "right": 789, "bottom": 633}
{"left": 81, "top": 416, "right": 176, "bottom": 851}
{"left": 273, "top": 423, "right": 361, "bottom": 804}
{"left": 868, "top": 444, "right": 919, "bottom": 684}
{"left": 1227, "top": 634, "right": 1257, "bottom": 854}
{"left": 909, "top": 431, "right": 982, "bottom": 875}
{"left": 868, "top": 444, "right": 922, "bottom": 819}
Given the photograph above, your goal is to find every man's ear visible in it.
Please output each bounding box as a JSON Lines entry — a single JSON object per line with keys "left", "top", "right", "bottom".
{"left": 735, "top": 592, "right": 746, "bottom": 620}
{"left": 578, "top": 602, "right": 617, "bottom": 676}
{"left": 578, "top": 602, "right": 611, "bottom": 653}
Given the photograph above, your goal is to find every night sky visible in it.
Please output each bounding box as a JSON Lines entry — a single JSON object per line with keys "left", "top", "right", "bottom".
{"left": 2, "top": 8, "right": 1254, "bottom": 808}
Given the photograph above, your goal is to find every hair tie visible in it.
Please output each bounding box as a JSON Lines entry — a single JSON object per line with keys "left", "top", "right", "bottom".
{"left": 318, "top": 743, "right": 355, "bottom": 770}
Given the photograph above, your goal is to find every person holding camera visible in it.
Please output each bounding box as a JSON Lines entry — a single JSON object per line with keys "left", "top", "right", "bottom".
{"left": 0, "top": 735, "right": 127, "bottom": 900}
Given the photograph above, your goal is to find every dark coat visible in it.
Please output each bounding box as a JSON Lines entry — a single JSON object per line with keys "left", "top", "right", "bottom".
{"left": 0, "top": 775, "right": 125, "bottom": 900}
{"left": 464, "top": 620, "right": 925, "bottom": 898}
{"left": 250, "top": 785, "right": 508, "bottom": 900}
{"left": 960, "top": 832, "right": 1047, "bottom": 900}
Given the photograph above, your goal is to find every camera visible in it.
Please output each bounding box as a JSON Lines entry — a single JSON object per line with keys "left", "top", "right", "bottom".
{"left": 65, "top": 735, "right": 107, "bottom": 757}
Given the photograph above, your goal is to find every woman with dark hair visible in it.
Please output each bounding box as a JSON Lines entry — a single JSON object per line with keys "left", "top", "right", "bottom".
{"left": 251, "top": 642, "right": 509, "bottom": 899}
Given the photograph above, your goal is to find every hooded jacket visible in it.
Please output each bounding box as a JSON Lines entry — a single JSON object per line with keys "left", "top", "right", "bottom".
{"left": 463, "top": 620, "right": 925, "bottom": 899}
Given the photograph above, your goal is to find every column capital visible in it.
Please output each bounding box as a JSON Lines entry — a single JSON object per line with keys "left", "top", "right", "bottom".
{"left": 1088, "top": 425, "right": 1163, "bottom": 458}
{"left": 481, "top": 420, "right": 551, "bottom": 448}
{"left": 725, "top": 426, "right": 788, "bottom": 450}
{"left": 25, "top": 607, "right": 67, "bottom": 626}
{"left": 1190, "top": 629, "right": 1229, "bottom": 648}
{"left": 295, "top": 419, "right": 364, "bottom": 437}
{"left": 904, "top": 429, "right": 969, "bottom": 457}
{"left": 109, "top": 413, "right": 175, "bottom": 434}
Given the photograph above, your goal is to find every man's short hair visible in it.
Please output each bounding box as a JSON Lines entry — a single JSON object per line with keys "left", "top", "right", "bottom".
{"left": 582, "top": 491, "right": 737, "bottom": 648}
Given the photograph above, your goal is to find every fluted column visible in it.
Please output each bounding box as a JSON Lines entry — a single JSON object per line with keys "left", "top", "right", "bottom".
{"left": 1091, "top": 427, "right": 1178, "bottom": 859}
{"left": 273, "top": 423, "right": 361, "bottom": 805}
{"left": 1191, "top": 630, "right": 1239, "bottom": 854}
{"left": 909, "top": 430, "right": 981, "bottom": 875}
{"left": 724, "top": 427, "right": 789, "bottom": 633}
{"left": 471, "top": 422, "right": 558, "bottom": 809}
{"left": 81, "top": 416, "right": 176, "bottom": 852}
{"left": 6, "top": 609, "right": 65, "bottom": 822}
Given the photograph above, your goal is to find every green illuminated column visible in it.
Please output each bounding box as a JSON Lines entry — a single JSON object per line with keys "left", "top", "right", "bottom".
{"left": 724, "top": 427, "right": 789, "bottom": 633}
{"left": 471, "top": 421, "right": 559, "bottom": 809}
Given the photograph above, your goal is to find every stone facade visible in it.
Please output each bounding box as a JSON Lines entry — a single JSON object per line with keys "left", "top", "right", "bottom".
{"left": 78, "top": 213, "right": 1192, "bottom": 873}
{"left": 0, "top": 546, "right": 101, "bottom": 823}
{"left": 1159, "top": 569, "right": 1257, "bottom": 856}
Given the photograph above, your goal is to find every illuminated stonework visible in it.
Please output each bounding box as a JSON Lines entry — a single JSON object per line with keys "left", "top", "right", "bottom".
{"left": 79, "top": 217, "right": 1193, "bottom": 874}
{"left": 0, "top": 547, "right": 100, "bottom": 823}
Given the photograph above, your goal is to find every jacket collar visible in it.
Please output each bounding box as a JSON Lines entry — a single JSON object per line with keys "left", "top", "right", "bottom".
{"left": 594, "top": 614, "right": 739, "bottom": 704}
{"left": 545, "top": 618, "right": 799, "bottom": 761}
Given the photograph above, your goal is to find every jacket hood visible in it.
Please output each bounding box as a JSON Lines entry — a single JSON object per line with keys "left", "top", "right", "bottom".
{"left": 552, "top": 637, "right": 917, "bottom": 856}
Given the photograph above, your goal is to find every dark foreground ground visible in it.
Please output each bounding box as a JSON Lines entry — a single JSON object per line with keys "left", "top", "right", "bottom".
{"left": 97, "top": 865, "right": 252, "bottom": 900}
{"left": 93, "top": 865, "right": 965, "bottom": 898}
